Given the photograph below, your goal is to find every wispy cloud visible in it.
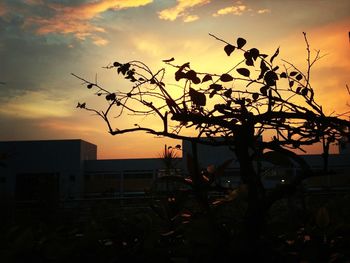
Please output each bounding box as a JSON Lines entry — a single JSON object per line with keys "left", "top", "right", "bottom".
{"left": 24, "top": 0, "right": 153, "bottom": 45}
{"left": 213, "top": 1, "right": 270, "bottom": 17}
{"left": 38, "top": 120, "right": 104, "bottom": 135}
{"left": 183, "top": 14, "right": 199, "bottom": 23}
{"left": 213, "top": 3, "right": 247, "bottom": 17}
{"left": 0, "top": 91, "right": 72, "bottom": 119}
{"left": 23, "top": 0, "right": 44, "bottom": 5}
{"left": 257, "top": 8, "right": 270, "bottom": 14}
{"left": 158, "top": 0, "right": 210, "bottom": 22}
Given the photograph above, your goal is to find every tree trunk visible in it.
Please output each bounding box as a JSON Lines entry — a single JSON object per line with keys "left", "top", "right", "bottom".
{"left": 234, "top": 124, "right": 266, "bottom": 251}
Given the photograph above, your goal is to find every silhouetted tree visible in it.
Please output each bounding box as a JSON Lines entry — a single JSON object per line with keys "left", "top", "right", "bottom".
{"left": 74, "top": 33, "right": 350, "bottom": 254}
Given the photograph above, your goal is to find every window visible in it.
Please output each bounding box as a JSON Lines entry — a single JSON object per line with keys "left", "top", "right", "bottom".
{"left": 85, "top": 172, "right": 121, "bottom": 180}
{"left": 124, "top": 170, "right": 153, "bottom": 179}
{"left": 15, "top": 173, "right": 59, "bottom": 201}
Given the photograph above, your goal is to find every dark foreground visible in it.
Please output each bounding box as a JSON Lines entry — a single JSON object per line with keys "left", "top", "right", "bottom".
{"left": 0, "top": 190, "right": 349, "bottom": 263}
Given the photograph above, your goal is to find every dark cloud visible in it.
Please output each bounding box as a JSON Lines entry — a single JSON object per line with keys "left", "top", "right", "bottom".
{"left": 0, "top": 13, "right": 84, "bottom": 102}
{"left": 2, "top": 0, "right": 54, "bottom": 19}
{"left": 0, "top": 115, "right": 50, "bottom": 140}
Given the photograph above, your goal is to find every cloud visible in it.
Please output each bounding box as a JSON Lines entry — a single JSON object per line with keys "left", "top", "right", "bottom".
{"left": 213, "top": 3, "right": 247, "bottom": 17}
{"left": 23, "top": 0, "right": 153, "bottom": 45}
{"left": 0, "top": 90, "right": 72, "bottom": 119}
{"left": 91, "top": 35, "right": 109, "bottom": 46}
{"left": 183, "top": 14, "right": 199, "bottom": 23}
{"left": 158, "top": 0, "right": 210, "bottom": 22}
{"left": 257, "top": 8, "right": 270, "bottom": 14}
{"left": 38, "top": 119, "right": 103, "bottom": 135}
{"left": 0, "top": 26, "right": 83, "bottom": 102}
{"left": 213, "top": 1, "right": 270, "bottom": 17}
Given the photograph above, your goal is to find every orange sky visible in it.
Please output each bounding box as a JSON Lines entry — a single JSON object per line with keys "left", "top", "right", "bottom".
{"left": 0, "top": 0, "right": 349, "bottom": 159}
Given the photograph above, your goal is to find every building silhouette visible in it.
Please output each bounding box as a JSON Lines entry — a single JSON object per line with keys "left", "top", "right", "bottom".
{"left": 0, "top": 138, "right": 349, "bottom": 202}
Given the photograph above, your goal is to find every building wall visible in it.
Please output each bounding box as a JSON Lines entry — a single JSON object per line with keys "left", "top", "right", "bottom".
{"left": 182, "top": 139, "right": 238, "bottom": 170}
{"left": 1, "top": 138, "right": 349, "bottom": 202}
{"left": 0, "top": 139, "right": 97, "bottom": 200}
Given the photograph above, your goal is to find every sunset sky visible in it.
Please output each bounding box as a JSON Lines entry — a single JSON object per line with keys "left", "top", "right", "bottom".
{"left": 0, "top": 0, "right": 349, "bottom": 159}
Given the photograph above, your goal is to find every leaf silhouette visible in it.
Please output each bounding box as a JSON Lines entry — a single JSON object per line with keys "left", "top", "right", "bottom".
{"left": 252, "top": 93, "right": 259, "bottom": 101}
{"left": 209, "top": 83, "right": 223, "bottom": 91}
{"left": 209, "top": 90, "right": 216, "bottom": 98}
{"left": 301, "top": 88, "right": 308, "bottom": 96}
{"left": 192, "top": 77, "right": 201, "bottom": 84}
{"left": 179, "top": 62, "right": 190, "bottom": 71}
{"left": 243, "top": 51, "right": 254, "bottom": 66}
{"left": 246, "top": 59, "right": 254, "bottom": 66}
{"left": 264, "top": 71, "right": 278, "bottom": 86}
{"left": 119, "top": 63, "right": 130, "bottom": 75}
{"left": 185, "top": 70, "right": 197, "bottom": 80}
{"left": 175, "top": 62, "right": 190, "bottom": 81}
{"left": 162, "top": 57, "right": 175, "bottom": 63}
{"left": 296, "top": 74, "right": 303, "bottom": 81}
{"left": 185, "top": 70, "right": 201, "bottom": 84}
{"left": 237, "top": 68, "right": 250, "bottom": 77}
{"left": 289, "top": 71, "right": 298, "bottom": 77}
{"left": 258, "top": 60, "right": 269, "bottom": 80}
{"left": 250, "top": 48, "right": 260, "bottom": 60}
{"left": 224, "top": 44, "right": 235, "bottom": 56}
{"left": 237, "top": 37, "right": 247, "bottom": 49}
{"left": 260, "top": 86, "right": 268, "bottom": 96}
{"left": 76, "top": 102, "right": 86, "bottom": 108}
{"left": 189, "top": 88, "right": 206, "bottom": 106}
{"left": 280, "top": 72, "right": 287, "bottom": 78}
{"left": 202, "top": 74, "right": 212, "bottom": 83}
{"left": 270, "top": 47, "right": 279, "bottom": 63}
{"left": 175, "top": 71, "right": 186, "bottom": 81}
{"left": 106, "top": 93, "right": 116, "bottom": 101}
{"left": 220, "top": 73, "right": 234, "bottom": 82}
{"left": 223, "top": 88, "right": 232, "bottom": 98}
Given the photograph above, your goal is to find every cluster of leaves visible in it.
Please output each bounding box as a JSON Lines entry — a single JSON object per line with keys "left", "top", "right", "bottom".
{"left": 171, "top": 36, "right": 309, "bottom": 113}
{"left": 113, "top": 62, "right": 138, "bottom": 82}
